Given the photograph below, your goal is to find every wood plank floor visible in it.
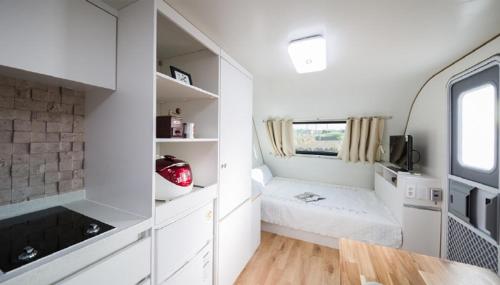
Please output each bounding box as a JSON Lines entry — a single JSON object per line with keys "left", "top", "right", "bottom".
{"left": 236, "top": 232, "right": 340, "bottom": 285}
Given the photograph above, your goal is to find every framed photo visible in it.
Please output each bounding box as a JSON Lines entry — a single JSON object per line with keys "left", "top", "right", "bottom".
{"left": 170, "top": 66, "right": 192, "bottom": 85}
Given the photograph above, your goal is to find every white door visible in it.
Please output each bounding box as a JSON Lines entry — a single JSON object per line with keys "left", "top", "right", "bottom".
{"left": 219, "top": 58, "right": 253, "bottom": 219}
{"left": 218, "top": 199, "right": 253, "bottom": 285}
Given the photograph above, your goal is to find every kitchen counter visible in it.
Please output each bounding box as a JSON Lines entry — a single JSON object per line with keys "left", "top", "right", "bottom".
{"left": 0, "top": 192, "right": 152, "bottom": 284}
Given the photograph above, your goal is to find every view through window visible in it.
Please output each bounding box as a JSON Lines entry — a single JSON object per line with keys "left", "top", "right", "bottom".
{"left": 293, "top": 121, "right": 346, "bottom": 156}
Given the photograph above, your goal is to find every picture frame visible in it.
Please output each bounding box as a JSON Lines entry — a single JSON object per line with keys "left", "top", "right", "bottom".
{"left": 170, "top": 66, "right": 193, "bottom": 85}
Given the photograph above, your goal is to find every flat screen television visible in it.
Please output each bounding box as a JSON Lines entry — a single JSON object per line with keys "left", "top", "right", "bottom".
{"left": 389, "top": 135, "right": 413, "bottom": 171}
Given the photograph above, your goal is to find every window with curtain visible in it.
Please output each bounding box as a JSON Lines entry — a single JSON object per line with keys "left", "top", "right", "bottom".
{"left": 293, "top": 121, "right": 347, "bottom": 156}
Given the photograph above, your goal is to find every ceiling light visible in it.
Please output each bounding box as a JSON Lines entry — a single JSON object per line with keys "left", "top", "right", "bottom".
{"left": 288, "top": 35, "right": 326, "bottom": 74}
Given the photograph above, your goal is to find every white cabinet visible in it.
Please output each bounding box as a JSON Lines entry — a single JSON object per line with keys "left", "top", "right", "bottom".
{"left": 218, "top": 199, "right": 254, "bottom": 285}
{"left": 402, "top": 206, "right": 442, "bottom": 257}
{"left": 219, "top": 57, "right": 253, "bottom": 219}
{"left": 156, "top": 203, "right": 214, "bottom": 283}
{"left": 58, "top": 237, "right": 151, "bottom": 285}
{"left": 0, "top": 0, "right": 116, "bottom": 89}
{"left": 161, "top": 243, "right": 213, "bottom": 285}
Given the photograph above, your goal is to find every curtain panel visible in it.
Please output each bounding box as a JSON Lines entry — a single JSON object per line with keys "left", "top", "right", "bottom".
{"left": 339, "top": 117, "right": 385, "bottom": 163}
{"left": 265, "top": 119, "right": 295, "bottom": 157}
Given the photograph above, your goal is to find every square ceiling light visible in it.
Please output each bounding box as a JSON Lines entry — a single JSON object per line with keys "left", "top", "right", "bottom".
{"left": 288, "top": 35, "right": 326, "bottom": 74}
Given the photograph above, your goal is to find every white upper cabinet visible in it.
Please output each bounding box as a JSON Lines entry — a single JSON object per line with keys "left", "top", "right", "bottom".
{"left": 219, "top": 57, "right": 253, "bottom": 219}
{"left": 0, "top": 0, "right": 116, "bottom": 90}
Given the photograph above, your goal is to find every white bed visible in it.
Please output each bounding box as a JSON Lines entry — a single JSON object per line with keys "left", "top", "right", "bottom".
{"left": 252, "top": 165, "right": 402, "bottom": 248}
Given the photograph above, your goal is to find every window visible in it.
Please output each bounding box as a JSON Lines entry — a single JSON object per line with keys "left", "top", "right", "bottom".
{"left": 293, "top": 121, "right": 346, "bottom": 156}
{"left": 457, "top": 84, "right": 496, "bottom": 172}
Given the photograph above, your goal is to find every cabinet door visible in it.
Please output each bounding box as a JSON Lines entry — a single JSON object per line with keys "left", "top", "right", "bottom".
{"left": 219, "top": 58, "right": 253, "bottom": 218}
{"left": 218, "top": 199, "right": 253, "bottom": 285}
{"left": 0, "top": 0, "right": 116, "bottom": 89}
{"left": 58, "top": 237, "right": 151, "bottom": 285}
{"left": 402, "top": 206, "right": 441, "bottom": 257}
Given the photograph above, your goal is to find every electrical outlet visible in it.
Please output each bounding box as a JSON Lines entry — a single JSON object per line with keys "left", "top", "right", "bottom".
{"left": 406, "top": 184, "right": 416, "bottom": 198}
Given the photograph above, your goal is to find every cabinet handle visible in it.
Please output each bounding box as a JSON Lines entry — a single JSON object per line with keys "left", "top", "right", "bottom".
{"left": 221, "top": 163, "right": 227, "bottom": 169}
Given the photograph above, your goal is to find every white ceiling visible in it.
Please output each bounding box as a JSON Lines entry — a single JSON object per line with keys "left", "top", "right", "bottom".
{"left": 165, "top": 0, "right": 500, "bottom": 83}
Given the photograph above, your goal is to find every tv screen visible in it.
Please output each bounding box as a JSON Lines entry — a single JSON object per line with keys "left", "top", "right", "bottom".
{"left": 390, "top": 135, "right": 413, "bottom": 171}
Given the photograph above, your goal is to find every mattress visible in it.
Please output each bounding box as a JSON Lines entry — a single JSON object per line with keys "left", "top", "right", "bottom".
{"left": 261, "top": 177, "right": 402, "bottom": 248}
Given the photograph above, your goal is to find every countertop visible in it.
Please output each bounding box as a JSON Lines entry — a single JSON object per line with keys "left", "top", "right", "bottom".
{"left": 0, "top": 192, "right": 152, "bottom": 284}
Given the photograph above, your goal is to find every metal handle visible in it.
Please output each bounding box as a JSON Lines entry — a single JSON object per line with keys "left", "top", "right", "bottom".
{"left": 18, "top": 246, "right": 38, "bottom": 262}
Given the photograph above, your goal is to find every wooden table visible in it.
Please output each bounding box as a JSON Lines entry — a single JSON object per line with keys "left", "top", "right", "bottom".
{"left": 340, "top": 238, "right": 500, "bottom": 285}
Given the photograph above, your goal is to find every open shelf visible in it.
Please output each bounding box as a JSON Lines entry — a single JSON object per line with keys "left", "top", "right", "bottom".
{"left": 156, "top": 138, "right": 218, "bottom": 143}
{"left": 156, "top": 72, "right": 218, "bottom": 102}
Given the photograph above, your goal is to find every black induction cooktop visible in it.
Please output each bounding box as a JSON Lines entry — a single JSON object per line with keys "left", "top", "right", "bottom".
{"left": 0, "top": 206, "right": 114, "bottom": 273}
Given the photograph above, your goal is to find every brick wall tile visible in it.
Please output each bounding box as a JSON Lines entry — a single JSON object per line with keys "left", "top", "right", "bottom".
{"left": 0, "top": 166, "right": 10, "bottom": 176}
{"left": 13, "top": 132, "right": 30, "bottom": 143}
{"left": 29, "top": 185, "right": 45, "bottom": 199}
{"left": 0, "top": 119, "right": 12, "bottom": 131}
{"left": 0, "top": 85, "right": 16, "bottom": 97}
{"left": 72, "top": 142, "right": 83, "bottom": 151}
{"left": 11, "top": 164, "right": 28, "bottom": 177}
{"left": 45, "top": 162, "right": 58, "bottom": 172}
{"left": 58, "top": 180, "right": 72, "bottom": 192}
{"left": 46, "top": 143, "right": 60, "bottom": 153}
{"left": 0, "top": 154, "right": 11, "bottom": 167}
{"left": 31, "top": 121, "right": 46, "bottom": 132}
{"left": 12, "top": 154, "right": 28, "bottom": 164}
{"left": 60, "top": 142, "right": 71, "bottom": 152}
{"left": 45, "top": 172, "right": 59, "bottom": 183}
{"left": 59, "top": 160, "right": 73, "bottom": 171}
{"left": 73, "top": 160, "right": 83, "bottom": 170}
{"left": 29, "top": 175, "right": 44, "bottom": 186}
{"left": 31, "top": 132, "right": 46, "bottom": 142}
{"left": 73, "top": 169, "right": 84, "bottom": 179}
{"left": 46, "top": 122, "right": 61, "bottom": 132}
{"left": 29, "top": 162, "right": 45, "bottom": 175}
{"left": 0, "top": 143, "right": 13, "bottom": 154}
{"left": 46, "top": 133, "right": 59, "bottom": 142}
{"left": 0, "top": 131, "right": 12, "bottom": 142}
{"left": 13, "top": 143, "right": 29, "bottom": 154}
{"left": 45, "top": 183, "right": 58, "bottom": 195}
{"left": 14, "top": 98, "right": 47, "bottom": 112}
{"left": 30, "top": 143, "right": 46, "bottom": 154}
{"left": 1, "top": 78, "right": 84, "bottom": 204}
{"left": 0, "top": 97, "right": 14, "bottom": 109}
{"left": 0, "top": 189, "right": 11, "bottom": 204}
{"left": 48, "top": 103, "right": 72, "bottom": 114}
{"left": 12, "top": 176, "right": 28, "bottom": 189}
{"left": 12, "top": 186, "right": 30, "bottom": 202}
{"left": 0, "top": 177, "right": 11, "bottom": 189}
{"left": 74, "top": 104, "right": 84, "bottom": 115}
{"left": 60, "top": 171, "right": 73, "bottom": 181}
{"left": 72, "top": 178, "right": 83, "bottom": 190}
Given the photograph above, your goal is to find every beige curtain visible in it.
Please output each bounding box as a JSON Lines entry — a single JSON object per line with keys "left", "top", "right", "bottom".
{"left": 266, "top": 119, "right": 295, "bottom": 157}
{"left": 340, "top": 117, "right": 385, "bottom": 163}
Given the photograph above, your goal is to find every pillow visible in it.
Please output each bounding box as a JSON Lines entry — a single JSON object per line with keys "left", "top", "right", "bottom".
{"left": 251, "top": 164, "right": 273, "bottom": 186}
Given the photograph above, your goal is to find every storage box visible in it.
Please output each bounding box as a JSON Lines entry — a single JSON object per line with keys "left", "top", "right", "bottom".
{"left": 157, "top": 116, "right": 183, "bottom": 138}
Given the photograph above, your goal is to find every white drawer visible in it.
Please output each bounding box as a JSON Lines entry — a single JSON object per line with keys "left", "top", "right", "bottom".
{"left": 161, "top": 242, "right": 212, "bottom": 285}
{"left": 156, "top": 203, "right": 213, "bottom": 283}
{"left": 58, "top": 237, "right": 151, "bottom": 285}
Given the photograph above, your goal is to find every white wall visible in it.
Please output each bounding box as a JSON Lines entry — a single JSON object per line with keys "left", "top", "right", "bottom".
{"left": 406, "top": 38, "right": 500, "bottom": 185}
{"left": 252, "top": 121, "right": 264, "bottom": 168}
{"left": 253, "top": 71, "right": 415, "bottom": 189}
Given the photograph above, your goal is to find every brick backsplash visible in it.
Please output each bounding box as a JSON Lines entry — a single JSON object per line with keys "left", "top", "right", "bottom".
{"left": 0, "top": 76, "right": 85, "bottom": 205}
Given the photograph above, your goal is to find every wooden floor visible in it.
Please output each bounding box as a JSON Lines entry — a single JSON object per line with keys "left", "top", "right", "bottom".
{"left": 236, "top": 231, "right": 340, "bottom": 285}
